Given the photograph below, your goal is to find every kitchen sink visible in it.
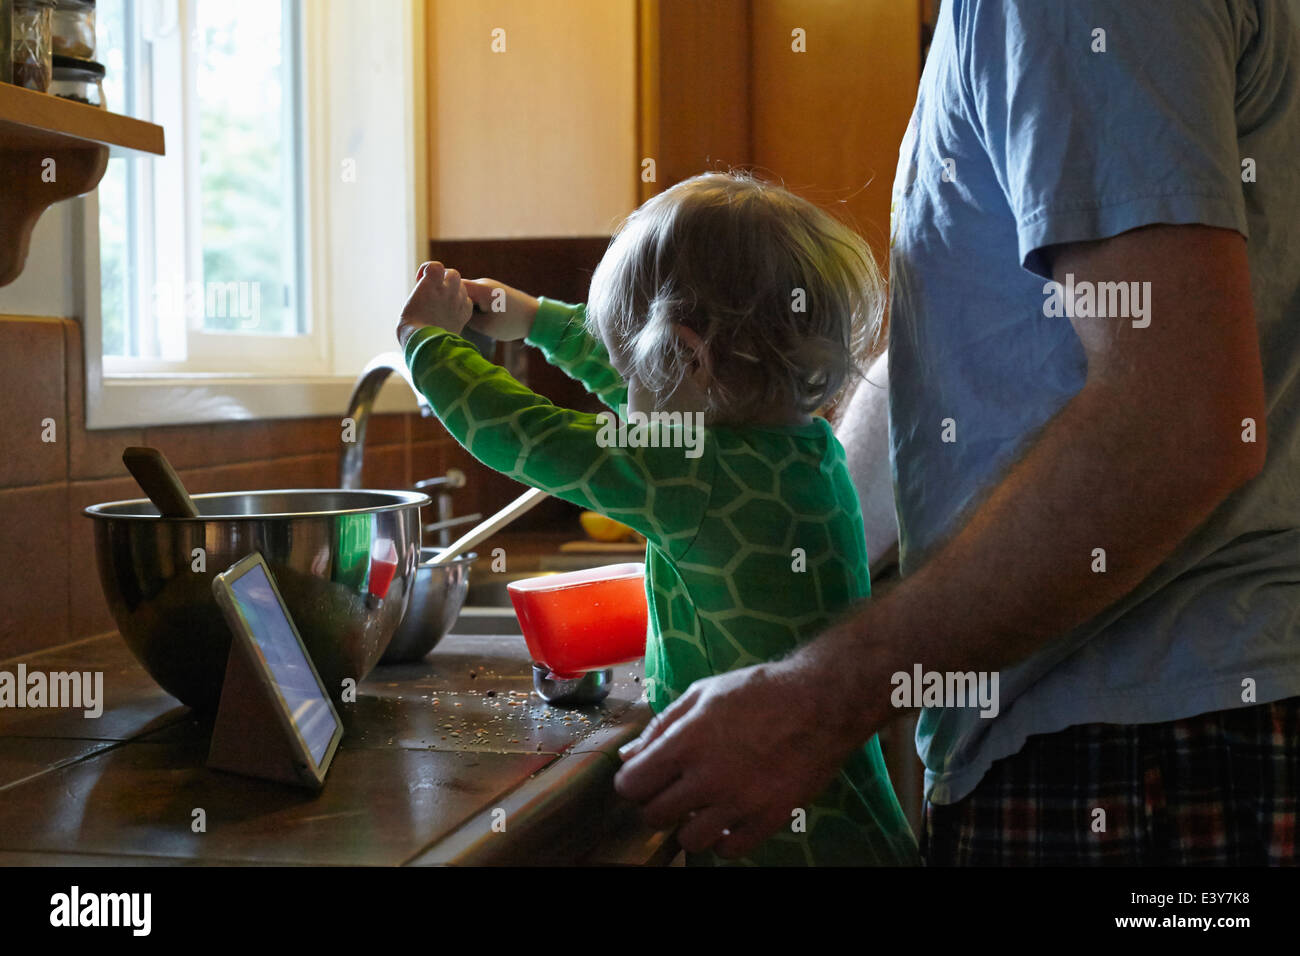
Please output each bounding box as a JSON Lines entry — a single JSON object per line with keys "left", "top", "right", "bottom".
{"left": 452, "top": 606, "right": 523, "bottom": 635}
{"left": 454, "top": 570, "right": 538, "bottom": 634}
{"left": 465, "top": 570, "right": 553, "bottom": 607}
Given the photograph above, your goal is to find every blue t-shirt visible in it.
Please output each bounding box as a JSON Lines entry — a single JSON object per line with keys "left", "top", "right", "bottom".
{"left": 890, "top": 0, "right": 1300, "bottom": 804}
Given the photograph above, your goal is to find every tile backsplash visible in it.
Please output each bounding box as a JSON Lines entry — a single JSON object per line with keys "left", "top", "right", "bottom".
{"left": 0, "top": 313, "right": 506, "bottom": 660}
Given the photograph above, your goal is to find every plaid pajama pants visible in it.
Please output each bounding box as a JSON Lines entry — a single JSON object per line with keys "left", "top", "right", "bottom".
{"left": 922, "top": 696, "right": 1300, "bottom": 865}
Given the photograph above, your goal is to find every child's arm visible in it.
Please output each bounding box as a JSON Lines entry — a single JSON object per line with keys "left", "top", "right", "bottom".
{"left": 404, "top": 325, "right": 709, "bottom": 547}
{"left": 461, "top": 279, "right": 628, "bottom": 415}
{"left": 524, "top": 298, "right": 628, "bottom": 414}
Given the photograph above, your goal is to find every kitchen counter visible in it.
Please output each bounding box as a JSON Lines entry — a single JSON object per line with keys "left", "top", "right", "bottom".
{"left": 0, "top": 631, "right": 674, "bottom": 866}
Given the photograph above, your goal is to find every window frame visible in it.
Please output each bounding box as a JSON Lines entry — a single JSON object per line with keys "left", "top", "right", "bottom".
{"left": 81, "top": 0, "right": 427, "bottom": 429}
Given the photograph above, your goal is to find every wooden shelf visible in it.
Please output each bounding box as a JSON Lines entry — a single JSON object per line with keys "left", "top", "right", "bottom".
{"left": 0, "top": 80, "right": 164, "bottom": 153}
{"left": 0, "top": 81, "right": 165, "bottom": 286}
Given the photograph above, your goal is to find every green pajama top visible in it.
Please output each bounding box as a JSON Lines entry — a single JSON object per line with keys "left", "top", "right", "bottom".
{"left": 405, "top": 298, "right": 919, "bottom": 866}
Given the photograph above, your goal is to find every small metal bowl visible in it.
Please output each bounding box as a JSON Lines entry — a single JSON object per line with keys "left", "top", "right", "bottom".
{"left": 381, "top": 547, "right": 476, "bottom": 664}
{"left": 531, "top": 663, "right": 613, "bottom": 707}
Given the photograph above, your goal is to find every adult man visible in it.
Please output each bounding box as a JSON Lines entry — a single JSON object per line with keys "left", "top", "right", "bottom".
{"left": 616, "top": 0, "right": 1300, "bottom": 864}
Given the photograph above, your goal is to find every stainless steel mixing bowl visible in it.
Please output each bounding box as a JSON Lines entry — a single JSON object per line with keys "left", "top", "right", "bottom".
{"left": 380, "top": 546, "right": 477, "bottom": 664}
{"left": 85, "top": 489, "right": 428, "bottom": 712}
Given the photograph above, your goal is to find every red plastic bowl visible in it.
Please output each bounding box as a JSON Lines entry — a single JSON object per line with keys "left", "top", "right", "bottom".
{"left": 508, "top": 563, "right": 648, "bottom": 678}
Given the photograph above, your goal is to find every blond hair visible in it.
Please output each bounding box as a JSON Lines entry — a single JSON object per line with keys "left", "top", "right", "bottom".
{"left": 586, "top": 171, "right": 884, "bottom": 418}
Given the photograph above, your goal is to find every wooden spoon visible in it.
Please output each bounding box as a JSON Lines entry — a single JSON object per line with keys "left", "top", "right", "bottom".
{"left": 122, "top": 446, "right": 201, "bottom": 518}
{"left": 427, "top": 486, "right": 549, "bottom": 566}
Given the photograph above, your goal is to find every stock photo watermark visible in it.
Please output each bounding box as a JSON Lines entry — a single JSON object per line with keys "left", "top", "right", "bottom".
{"left": 891, "top": 664, "right": 1000, "bottom": 718}
{"left": 1043, "top": 272, "right": 1151, "bottom": 328}
{"left": 0, "top": 665, "right": 103, "bottom": 718}
{"left": 49, "top": 887, "right": 151, "bottom": 936}
{"left": 595, "top": 404, "right": 705, "bottom": 459}
{"left": 152, "top": 279, "right": 263, "bottom": 329}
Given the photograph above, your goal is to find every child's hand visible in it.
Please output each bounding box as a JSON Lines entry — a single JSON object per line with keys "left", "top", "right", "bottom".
{"left": 462, "top": 278, "right": 541, "bottom": 342}
{"left": 396, "top": 261, "right": 474, "bottom": 348}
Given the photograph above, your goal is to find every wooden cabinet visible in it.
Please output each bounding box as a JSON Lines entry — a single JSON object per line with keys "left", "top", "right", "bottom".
{"left": 426, "top": 0, "right": 921, "bottom": 254}
{"left": 425, "top": 0, "right": 639, "bottom": 239}
{"left": 636, "top": 0, "right": 752, "bottom": 204}
{"left": 750, "top": 0, "right": 921, "bottom": 260}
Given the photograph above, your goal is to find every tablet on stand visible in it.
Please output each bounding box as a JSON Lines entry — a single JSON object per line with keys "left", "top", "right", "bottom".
{"left": 208, "top": 552, "right": 343, "bottom": 790}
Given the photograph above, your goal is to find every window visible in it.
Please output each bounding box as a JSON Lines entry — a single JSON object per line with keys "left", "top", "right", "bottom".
{"left": 98, "top": 0, "right": 315, "bottom": 373}
{"left": 83, "top": 0, "right": 428, "bottom": 429}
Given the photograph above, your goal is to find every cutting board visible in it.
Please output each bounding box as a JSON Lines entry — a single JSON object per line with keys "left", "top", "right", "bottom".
{"left": 557, "top": 539, "right": 647, "bottom": 554}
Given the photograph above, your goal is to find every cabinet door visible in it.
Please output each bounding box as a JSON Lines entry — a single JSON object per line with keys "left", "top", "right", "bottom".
{"left": 636, "top": 0, "right": 753, "bottom": 202}
{"left": 427, "top": 0, "right": 639, "bottom": 239}
{"left": 750, "top": 0, "right": 921, "bottom": 262}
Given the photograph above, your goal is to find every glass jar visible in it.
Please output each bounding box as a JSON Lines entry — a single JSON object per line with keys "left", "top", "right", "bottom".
{"left": 12, "top": 0, "right": 56, "bottom": 92}
{"left": 52, "top": 0, "right": 95, "bottom": 60}
{"left": 1, "top": 1, "right": 13, "bottom": 85}
{"left": 50, "top": 53, "right": 104, "bottom": 107}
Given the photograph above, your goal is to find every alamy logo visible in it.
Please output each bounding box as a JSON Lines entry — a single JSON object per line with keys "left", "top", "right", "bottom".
{"left": 153, "top": 279, "right": 262, "bottom": 328}
{"left": 1042, "top": 272, "right": 1151, "bottom": 328}
{"left": 50, "top": 886, "right": 151, "bottom": 936}
{"left": 596, "top": 404, "right": 705, "bottom": 459}
{"left": 0, "top": 665, "right": 103, "bottom": 718}
{"left": 891, "top": 665, "right": 1000, "bottom": 718}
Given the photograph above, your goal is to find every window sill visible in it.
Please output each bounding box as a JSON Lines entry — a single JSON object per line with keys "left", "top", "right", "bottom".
{"left": 86, "top": 373, "right": 421, "bottom": 430}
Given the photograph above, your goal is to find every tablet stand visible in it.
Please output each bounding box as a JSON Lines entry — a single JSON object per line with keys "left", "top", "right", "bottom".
{"left": 207, "top": 636, "right": 321, "bottom": 790}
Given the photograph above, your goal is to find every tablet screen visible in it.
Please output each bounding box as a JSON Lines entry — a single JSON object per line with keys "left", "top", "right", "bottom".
{"left": 228, "top": 563, "right": 338, "bottom": 766}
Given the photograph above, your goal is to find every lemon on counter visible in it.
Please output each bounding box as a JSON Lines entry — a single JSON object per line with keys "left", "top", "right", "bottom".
{"left": 580, "top": 511, "right": 636, "bottom": 542}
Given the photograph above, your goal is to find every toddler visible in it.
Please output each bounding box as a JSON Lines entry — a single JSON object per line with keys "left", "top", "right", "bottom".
{"left": 397, "top": 171, "right": 919, "bottom": 866}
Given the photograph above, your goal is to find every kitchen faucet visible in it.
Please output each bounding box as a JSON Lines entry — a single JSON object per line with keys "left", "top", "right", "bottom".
{"left": 339, "top": 351, "right": 431, "bottom": 490}
{"left": 415, "top": 472, "right": 481, "bottom": 548}
{"left": 339, "top": 351, "right": 480, "bottom": 546}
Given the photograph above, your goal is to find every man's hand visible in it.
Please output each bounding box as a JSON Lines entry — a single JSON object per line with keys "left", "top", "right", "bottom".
{"left": 462, "top": 278, "right": 541, "bottom": 342}
{"left": 396, "top": 261, "right": 473, "bottom": 349}
{"left": 614, "top": 659, "right": 865, "bottom": 859}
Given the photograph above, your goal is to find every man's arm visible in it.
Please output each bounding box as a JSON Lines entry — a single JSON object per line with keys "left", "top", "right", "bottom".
{"left": 614, "top": 224, "right": 1266, "bottom": 857}
{"left": 817, "top": 223, "right": 1264, "bottom": 716}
